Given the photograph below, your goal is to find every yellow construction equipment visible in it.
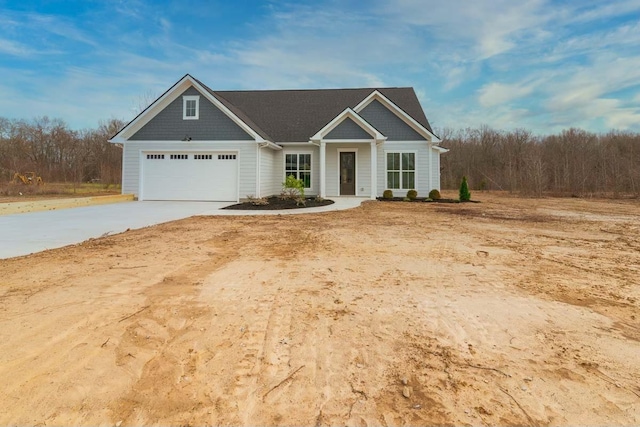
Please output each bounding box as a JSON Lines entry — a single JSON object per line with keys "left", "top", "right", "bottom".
{"left": 11, "top": 172, "right": 44, "bottom": 185}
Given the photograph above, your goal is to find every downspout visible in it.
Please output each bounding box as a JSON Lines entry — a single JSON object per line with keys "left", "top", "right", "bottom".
{"left": 256, "top": 143, "right": 261, "bottom": 198}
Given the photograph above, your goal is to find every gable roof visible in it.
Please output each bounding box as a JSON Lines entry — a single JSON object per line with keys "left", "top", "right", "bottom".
{"left": 111, "top": 74, "right": 436, "bottom": 144}
{"left": 211, "top": 86, "right": 434, "bottom": 143}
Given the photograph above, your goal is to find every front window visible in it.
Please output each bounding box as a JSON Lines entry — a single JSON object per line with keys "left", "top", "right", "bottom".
{"left": 183, "top": 95, "right": 199, "bottom": 120}
{"left": 387, "top": 152, "right": 415, "bottom": 189}
{"left": 285, "top": 153, "right": 311, "bottom": 189}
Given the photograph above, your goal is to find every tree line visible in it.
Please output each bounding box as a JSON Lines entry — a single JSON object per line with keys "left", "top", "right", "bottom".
{"left": 0, "top": 117, "right": 124, "bottom": 185}
{"left": 439, "top": 127, "right": 640, "bottom": 197}
{"left": 1, "top": 116, "right": 639, "bottom": 197}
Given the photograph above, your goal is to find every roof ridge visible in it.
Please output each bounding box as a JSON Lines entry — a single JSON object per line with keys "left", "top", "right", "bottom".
{"left": 214, "top": 87, "right": 414, "bottom": 93}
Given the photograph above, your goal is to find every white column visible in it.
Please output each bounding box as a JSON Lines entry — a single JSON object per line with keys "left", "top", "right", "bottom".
{"left": 320, "top": 141, "right": 327, "bottom": 198}
{"left": 370, "top": 141, "right": 377, "bottom": 199}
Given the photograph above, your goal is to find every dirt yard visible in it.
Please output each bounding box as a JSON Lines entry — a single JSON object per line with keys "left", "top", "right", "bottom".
{"left": 0, "top": 193, "right": 638, "bottom": 426}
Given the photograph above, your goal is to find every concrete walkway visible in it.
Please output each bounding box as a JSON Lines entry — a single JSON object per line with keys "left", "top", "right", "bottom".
{"left": 0, "top": 198, "right": 365, "bottom": 259}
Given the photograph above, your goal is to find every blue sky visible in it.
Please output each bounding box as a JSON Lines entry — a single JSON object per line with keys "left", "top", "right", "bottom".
{"left": 0, "top": 0, "right": 639, "bottom": 134}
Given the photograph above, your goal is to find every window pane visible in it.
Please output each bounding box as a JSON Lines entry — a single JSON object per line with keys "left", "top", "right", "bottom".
{"left": 402, "top": 171, "right": 415, "bottom": 189}
{"left": 387, "top": 172, "right": 400, "bottom": 189}
{"left": 300, "top": 154, "right": 311, "bottom": 170}
{"left": 186, "top": 100, "right": 196, "bottom": 116}
{"left": 402, "top": 153, "right": 415, "bottom": 171}
{"left": 387, "top": 153, "right": 400, "bottom": 170}
{"left": 300, "top": 171, "right": 311, "bottom": 188}
{"left": 285, "top": 154, "right": 297, "bottom": 171}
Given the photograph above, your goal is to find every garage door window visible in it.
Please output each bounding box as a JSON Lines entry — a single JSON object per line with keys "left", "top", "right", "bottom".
{"left": 194, "top": 154, "right": 213, "bottom": 160}
{"left": 170, "top": 154, "right": 188, "bottom": 160}
{"left": 146, "top": 154, "right": 165, "bottom": 159}
{"left": 218, "top": 154, "right": 236, "bottom": 160}
{"left": 285, "top": 153, "right": 311, "bottom": 189}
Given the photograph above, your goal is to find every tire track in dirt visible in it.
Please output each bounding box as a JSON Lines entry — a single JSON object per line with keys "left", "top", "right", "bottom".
{"left": 108, "top": 229, "right": 243, "bottom": 425}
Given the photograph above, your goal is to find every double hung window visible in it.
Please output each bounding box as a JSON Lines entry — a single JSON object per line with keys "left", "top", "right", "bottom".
{"left": 285, "top": 153, "right": 311, "bottom": 189}
{"left": 386, "top": 152, "right": 415, "bottom": 190}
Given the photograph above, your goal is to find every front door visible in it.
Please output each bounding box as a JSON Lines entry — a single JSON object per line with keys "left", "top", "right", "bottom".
{"left": 340, "top": 151, "right": 356, "bottom": 195}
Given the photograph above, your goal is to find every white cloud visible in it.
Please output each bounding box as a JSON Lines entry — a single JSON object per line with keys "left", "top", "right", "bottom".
{"left": 0, "top": 38, "right": 33, "bottom": 57}
{"left": 478, "top": 82, "right": 534, "bottom": 107}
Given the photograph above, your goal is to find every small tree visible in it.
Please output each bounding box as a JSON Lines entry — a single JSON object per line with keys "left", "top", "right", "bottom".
{"left": 281, "top": 175, "right": 305, "bottom": 205}
{"left": 459, "top": 176, "right": 471, "bottom": 202}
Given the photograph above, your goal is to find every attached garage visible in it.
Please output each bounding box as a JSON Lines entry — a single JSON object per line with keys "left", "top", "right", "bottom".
{"left": 140, "top": 151, "right": 238, "bottom": 201}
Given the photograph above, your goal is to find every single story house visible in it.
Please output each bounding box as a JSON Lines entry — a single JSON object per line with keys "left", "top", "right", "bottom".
{"left": 109, "top": 74, "right": 447, "bottom": 202}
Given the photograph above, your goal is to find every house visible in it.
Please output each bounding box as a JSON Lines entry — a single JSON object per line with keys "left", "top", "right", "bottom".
{"left": 109, "top": 74, "right": 447, "bottom": 202}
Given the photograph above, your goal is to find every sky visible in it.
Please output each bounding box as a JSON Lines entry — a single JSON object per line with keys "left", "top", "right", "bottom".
{"left": 0, "top": 0, "right": 639, "bottom": 134}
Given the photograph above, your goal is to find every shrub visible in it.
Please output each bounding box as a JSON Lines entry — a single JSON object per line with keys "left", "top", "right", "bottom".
{"left": 382, "top": 189, "right": 393, "bottom": 199}
{"left": 281, "top": 175, "right": 305, "bottom": 200}
{"left": 406, "top": 189, "right": 418, "bottom": 200}
{"left": 428, "top": 189, "right": 441, "bottom": 200}
{"left": 246, "top": 195, "right": 269, "bottom": 206}
{"left": 459, "top": 176, "right": 471, "bottom": 202}
{"left": 402, "top": 197, "right": 410, "bottom": 202}
{"left": 314, "top": 195, "right": 325, "bottom": 202}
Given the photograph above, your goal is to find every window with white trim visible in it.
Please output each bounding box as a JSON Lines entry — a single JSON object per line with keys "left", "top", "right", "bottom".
{"left": 183, "top": 95, "right": 200, "bottom": 120}
{"left": 386, "top": 152, "right": 415, "bottom": 190}
{"left": 285, "top": 153, "right": 311, "bottom": 189}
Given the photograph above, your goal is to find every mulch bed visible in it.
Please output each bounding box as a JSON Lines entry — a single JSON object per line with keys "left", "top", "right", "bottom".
{"left": 223, "top": 196, "right": 335, "bottom": 210}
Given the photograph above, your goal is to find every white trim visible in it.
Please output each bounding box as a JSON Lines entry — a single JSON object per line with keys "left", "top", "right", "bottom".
{"left": 370, "top": 141, "right": 377, "bottom": 200}
{"left": 182, "top": 95, "right": 199, "bottom": 120}
{"left": 432, "top": 145, "right": 449, "bottom": 153}
{"left": 319, "top": 142, "right": 326, "bottom": 198}
{"left": 337, "top": 148, "right": 358, "bottom": 196}
{"left": 110, "top": 75, "right": 266, "bottom": 143}
{"left": 353, "top": 90, "right": 441, "bottom": 143}
{"left": 311, "top": 108, "right": 385, "bottom": 141}
{"left": 256, "top": 143, "right": 261, "bottom": 198}
{"left": 282, "top": 149, "right": 314, "bottom": 191}
{"left": 384, "top": 150, "right": 418, "bottom": 191}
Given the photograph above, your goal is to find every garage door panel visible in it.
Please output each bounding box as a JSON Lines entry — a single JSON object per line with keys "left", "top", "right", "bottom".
{"left": 142, "top": 152, "right": 238, "bottom": 201}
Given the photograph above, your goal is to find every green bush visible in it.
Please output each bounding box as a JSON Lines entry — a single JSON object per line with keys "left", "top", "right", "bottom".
{"left": 382, "top": 189, "right": 393, "bottom": 199}
{"left": 406, "top": 189, "right": 418, "bottom": 200}
{"left": 281, "top": 175, "right": 305, "bottom": 199}
{"left": 403, "top": 197, "right": 410, "bottom": 202}
{"left": 459, "top": 176, "right": 471, "bottom": 202}
{"left": 428, "top": 189, "right": 441, "bottom": 200}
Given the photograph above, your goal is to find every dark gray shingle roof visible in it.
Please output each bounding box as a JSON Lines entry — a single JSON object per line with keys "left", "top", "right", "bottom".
{"left": 203, "top": 85, "right": 433, "bottom": 142}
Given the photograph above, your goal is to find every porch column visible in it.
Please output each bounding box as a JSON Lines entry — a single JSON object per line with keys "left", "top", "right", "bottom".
{"left": 370, "top": 141, "right": 377, "bottom": 199}
{"left": 320, "top": 141, "right": 327, "bottom": 198}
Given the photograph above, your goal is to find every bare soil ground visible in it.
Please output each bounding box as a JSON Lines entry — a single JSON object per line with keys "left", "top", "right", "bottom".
{"left": 0, "top": 192, "right": 639, "bottom": 426}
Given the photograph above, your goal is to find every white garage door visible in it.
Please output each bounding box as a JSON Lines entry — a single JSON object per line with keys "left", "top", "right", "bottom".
{"left": 141, "top": 152, "right": 238, "bottom": 201}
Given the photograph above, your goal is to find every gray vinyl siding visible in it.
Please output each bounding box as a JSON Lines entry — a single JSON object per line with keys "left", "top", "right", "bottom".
{"left": 360, "top": 100, "right": 426, "bottom": 141}
{"left": 325, "top": 118, "right": 373, "bottom": 139}
{"left": 326, "top": 143, "right": 371, "bottom": 197}
{"left": 130, "top": 87, "right": 253, "bottom": 141}
{"left": 121, "top": 141, "right": 257, "bottom": 198}
{"left": 378, "top": 142, "right": 434, "bottom": 197}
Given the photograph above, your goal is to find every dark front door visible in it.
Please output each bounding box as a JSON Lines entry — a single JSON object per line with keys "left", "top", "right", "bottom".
{"left": 340, "top": 151, "right": 356, "bottom": 195}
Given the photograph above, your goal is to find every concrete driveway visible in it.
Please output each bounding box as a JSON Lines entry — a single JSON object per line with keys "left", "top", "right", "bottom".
{"left": 0, "top": 198, "right": 365, "bottom": 259}
{"left": 0, "top": 201, "right": 230, "bottom": 259}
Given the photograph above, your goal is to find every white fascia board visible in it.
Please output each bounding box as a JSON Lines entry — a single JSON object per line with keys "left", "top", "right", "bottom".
{"left": 108, "top": 136, "right": 126, "bottom": 144}
{"left": 432, "top": 145, "right": 449, "bottom": 153}
{"left": 115, "top": 75, "right": 264, "bottom": 142}
{"left": 353, "top": 90, "right": 442, "bottom": 143}
{"left": 116, "top": 75, "right": 193, "bottom": 140}
{"left": 311, "top": 108, "right": 383, "bottom": 140}
{"left": 259, "top": 140, "right": 283, "bottom": 150}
